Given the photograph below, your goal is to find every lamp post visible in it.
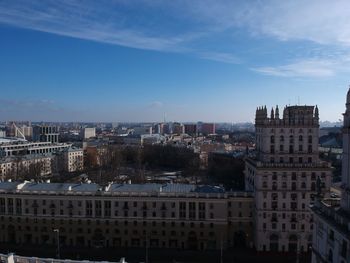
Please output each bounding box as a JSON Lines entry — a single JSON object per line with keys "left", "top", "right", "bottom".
{"left": 53, "top": 228, "right": 60, "bottom": 259}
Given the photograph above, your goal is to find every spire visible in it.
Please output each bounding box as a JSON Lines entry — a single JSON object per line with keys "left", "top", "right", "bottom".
{"left": 271, "top": 107, "right": 274, "bottom": 119}
{"left": 275, "top": 105, "right": 279, "bottom": 119}
{"left": 314, "top": 105, "right": 319, "bottom": 119}
{"left": 346, "top": 86, "right": 350, "bottom": 113}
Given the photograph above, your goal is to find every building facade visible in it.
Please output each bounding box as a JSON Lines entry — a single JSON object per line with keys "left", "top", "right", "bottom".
{"left": 311, "top": 89, "right": 350, "bottom": 263}
{"left": 33, "top": 125, "right": 59, "bottom": 143}
{"left": 81, "top": 128, "right": 96, "bottom": 140}
{"left": 0, "top": 141, "right": 71, "bottom": 157}
{"left": 0, "top": 155, "right": 53, "bottom": 179}
{"left": 55, "top": 148, "right": 84, "bottom": 173}
{"left": 245, "top": 105, "right": 332, "bottom": 252}
{"left": 0, "top": 182, "right": 253, "bottom": 251}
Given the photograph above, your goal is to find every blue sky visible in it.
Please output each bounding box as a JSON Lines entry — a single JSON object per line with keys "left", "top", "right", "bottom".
{"left": 0, "top": 0, "right": 349, "bottom": 122}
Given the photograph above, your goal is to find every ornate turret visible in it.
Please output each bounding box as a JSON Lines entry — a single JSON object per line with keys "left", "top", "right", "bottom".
{"left": 275, "top": 105, "right": 279, "bottom": 119}
{"left": 270, "top": 107, "right": 274, "bottom": 119}
{"left": 314, "top": 105, "right": 319, "bottom": 119}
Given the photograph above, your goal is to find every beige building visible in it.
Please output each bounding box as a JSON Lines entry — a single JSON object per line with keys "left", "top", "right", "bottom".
{"left": 245, "top": 105, "right": 332, "bottom": 252}
{"left": 55, "top": 148, "right": 84, "bottom": 173}
{"left": 81, "top": 128, "right": 96, "bottom": 140}
{"left": 311, "top": 89, "right": 350, "bottom": 263}
{"left": 0, "top": 181, "right": 253, "bottom": 251}
{"left": 0, "top": 155, "right": 53, "bottom": 179}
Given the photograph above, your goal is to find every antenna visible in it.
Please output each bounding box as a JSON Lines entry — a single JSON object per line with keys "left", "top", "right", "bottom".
{"left": 298, "top": 96, "right": 300, "bottom": 105}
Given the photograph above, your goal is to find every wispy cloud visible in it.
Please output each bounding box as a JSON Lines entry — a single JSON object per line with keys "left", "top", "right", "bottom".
{"left": 1, "top": 0, "right": 350, "bottom": 69}
{"left": 148, "top": 101, "right": 163, "bottom": 108}
{"left": 252, "top": 59, "right": 337, "bottom": 78}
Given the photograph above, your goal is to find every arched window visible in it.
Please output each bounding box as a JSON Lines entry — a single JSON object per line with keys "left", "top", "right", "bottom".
{"left": 308, "top": 135, "right": 312, "bottom": 144}
{"left": 271, "top": 135, "right": 275, "bottom": 144}
{"left": 289, "top": 135, "right": 294, "bottom": 144}
{"left": 280, "top": 135, "right": 284, "bottom": 142}
{"left": 299, "top": 135, "right": 303, "bottom": 142}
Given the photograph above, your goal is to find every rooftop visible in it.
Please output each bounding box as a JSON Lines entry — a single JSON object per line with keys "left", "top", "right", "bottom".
{"left": 0, "top": 181, "right": 250, "bottom": 198}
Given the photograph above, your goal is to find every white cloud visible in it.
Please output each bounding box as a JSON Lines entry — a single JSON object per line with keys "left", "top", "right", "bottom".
{"left": 252, "top": 59, "right": 337, "bottom": 78}
{"left": 1, "top": 0, "right": 350, "bottom": 69}
{"left": 148, "top": 101, "right": 163, "bottom": 108}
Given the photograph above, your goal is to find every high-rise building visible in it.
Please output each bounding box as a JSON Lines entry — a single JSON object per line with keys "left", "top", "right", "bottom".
{"left": 81, "top": 127, "right": 96, "bottom": 140}
{"left": 200, "top": 123, "right": 215, "bottom": 135}
{"left": 245, "top": 105, "right": 332, "bottom": 253}
{"left": 173, "top": 122, "right": 185, "bottom": 134}
{"left": 184, "top": 124, "right": 197, "bottom": 135}
{"left": 311, "top": 89, "right": 350, "bottom": 263}
{"left": 33, "top": 125, "right": 59, "bottom": 143}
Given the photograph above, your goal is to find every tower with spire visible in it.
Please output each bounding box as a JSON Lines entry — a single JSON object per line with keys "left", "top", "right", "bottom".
{"left": 246, "top": 102, "right": 332, "bottom": 253}
{"left": 311, "top": 87, "right": 350, "bottom": 263}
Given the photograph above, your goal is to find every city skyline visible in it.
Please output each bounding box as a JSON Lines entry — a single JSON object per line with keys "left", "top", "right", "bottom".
{"left": 0, "top": 1, "right": 349, "bottom": 122}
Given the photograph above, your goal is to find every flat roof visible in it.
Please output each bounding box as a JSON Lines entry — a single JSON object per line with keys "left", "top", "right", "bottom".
{"left": 0, "top": 181, "right": 230, "bottom": 195}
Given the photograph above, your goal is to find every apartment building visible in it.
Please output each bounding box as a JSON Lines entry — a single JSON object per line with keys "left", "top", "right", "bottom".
{"left": 0, "top": 181, "right": 253, "bottom": 251}
{"left": 311, "top": 89, "right": 350, "bottom": 263}
{"left": 55, "top": 148, "right": 84, "bottom": 173}
{"left": 0, "top": 155, "right": 53, "bottom": 179}
{"left": 245, "top": 105, "right": 332, "bottom": 252}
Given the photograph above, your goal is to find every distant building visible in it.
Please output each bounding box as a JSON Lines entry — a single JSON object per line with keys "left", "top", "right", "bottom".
{"left": 155, "top": 123, "right": 164, "bottom": 134}
{"left": 184, "top": 124, "right": 197, "bottom": 135}
{"left": 311, "top": 88, "right": 350, "bottom": 263}
{"left": 0, "top": 140, "right": 71, "bottom": 157}
{"left": 55, "top": 148, "right": 84, "bottom": 173}
{"left": 81, "top": 127, "right": 96, "bottom": 139}
{"left": 16, "top": 125, "right": 33, "bottom": 140}
{"left": 173, "top": 122, "right": 185, "bottom": 134}
{"left": 33, "top": 125, "right": 59, "bottom": 143}
{"left": 0, "top": 154, "right": 53, "bottom": 179}
{"left": 132, "top": 126, "right": 152, "bottom": 135}
{"left": 200, "top": 123, "right": 215, "bottom": 135}
{"left": 245, "top": 105, "right": 332, "bottom": 253}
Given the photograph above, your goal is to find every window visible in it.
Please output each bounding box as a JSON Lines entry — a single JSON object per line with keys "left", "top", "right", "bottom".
{"left": 179, "top": 202, "right": 186, "bottom": 219}
{"left": 289, "top": 135, "right": 294, "bottom": 144}
{"left": 272, "top": 173, "right": 277, "bottom": 180}
{"left": 308, "top": 136, "right": 312, "bottom": 144}
{"left": 289, "top": 145, "right": 294, "bottom": 154}
{"left": 308, "top": 145, "right": 312, "bottom": 153}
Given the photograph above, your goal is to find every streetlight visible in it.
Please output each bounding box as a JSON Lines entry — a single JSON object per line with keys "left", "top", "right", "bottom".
{"left": 53, "top": 228, "right": 60, "bottom": 259}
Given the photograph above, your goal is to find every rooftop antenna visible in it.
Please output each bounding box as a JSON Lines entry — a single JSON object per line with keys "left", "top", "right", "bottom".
{"left": 298, "top": 96, "right": 300, "bottom": 105}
